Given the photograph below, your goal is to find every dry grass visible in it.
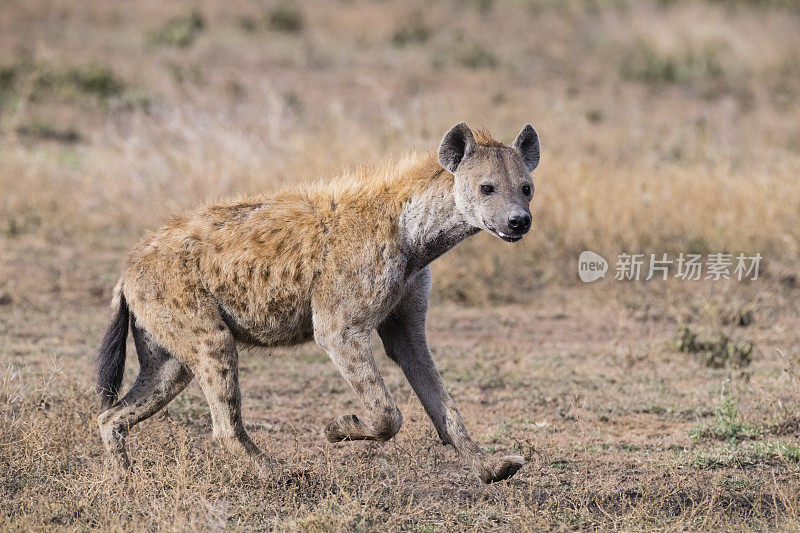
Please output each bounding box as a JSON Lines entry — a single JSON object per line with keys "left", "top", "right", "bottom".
{"left": 2, "top": 266, "right": 800, "bottom": 530}
{"left": 2, "top": 0, "right": 800, "bottom": 530}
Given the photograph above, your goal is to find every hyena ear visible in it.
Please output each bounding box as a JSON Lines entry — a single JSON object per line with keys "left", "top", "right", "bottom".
{"left": 512, "top": 124, "right": 540, "bottom": 173}
{"left": 438, "top": 122, "right": 477, "bottom": 173}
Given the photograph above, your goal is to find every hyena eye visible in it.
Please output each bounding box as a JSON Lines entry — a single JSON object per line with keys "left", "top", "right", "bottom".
{"left": 480, "top": 184, "right": 495, "bottom": 195}
{"left": 522, "top": 184, "right": 531, "bottom": 196}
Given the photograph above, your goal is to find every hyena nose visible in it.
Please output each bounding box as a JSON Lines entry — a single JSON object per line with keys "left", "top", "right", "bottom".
{"left": 507, "top": 213, "right": 531, "bottom": 233}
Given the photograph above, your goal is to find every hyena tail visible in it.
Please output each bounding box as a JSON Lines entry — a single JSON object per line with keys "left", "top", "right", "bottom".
{"left": 96, "top": 283, "right": 130, "bottom": 411}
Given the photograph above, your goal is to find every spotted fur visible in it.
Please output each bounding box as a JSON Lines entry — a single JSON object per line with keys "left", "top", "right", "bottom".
{"left": 96, "top": 123, "right": 540, "bottom": 483}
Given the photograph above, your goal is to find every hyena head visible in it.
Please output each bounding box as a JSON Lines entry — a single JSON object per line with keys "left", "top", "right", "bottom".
{"left": 438, "top": 122, "right": 540, "bottom": 242}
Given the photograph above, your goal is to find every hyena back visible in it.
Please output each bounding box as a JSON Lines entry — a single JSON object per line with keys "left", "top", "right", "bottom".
{"left": 97, "top": 123, "right": 540, "bottom": 483}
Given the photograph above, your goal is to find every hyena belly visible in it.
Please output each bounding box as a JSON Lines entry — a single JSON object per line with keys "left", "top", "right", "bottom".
{"left": 201, "top": 251, "right": 318, "bottom": 348}
{"left": 216, "top": 296, "right": 314, "bottom": 347}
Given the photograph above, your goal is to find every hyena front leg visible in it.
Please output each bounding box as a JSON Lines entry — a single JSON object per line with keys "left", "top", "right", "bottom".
{"left": 377, "top": 269, "right": 524, "bottom": 483}
{"left": 313, "top": 311, "right": 403, "bottom": 442}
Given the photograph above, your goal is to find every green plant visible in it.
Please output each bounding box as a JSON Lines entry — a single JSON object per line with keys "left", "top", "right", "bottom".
{"left": 0, "top": 64, "right": 18, "bottom": 91}
{"left": 753, "top": 441, "right": 800, "bottom": 463}
{"left": 621, "top": 41, "right": 724, "bottom": 85}
{"left": 692, "top": 442, "right": 756, "bottom": 469}
{"left": 693, "top": 441, "right": 800, "bottom": 470}
{"left": 455, "top": 0, "right": 496, "bottom": 14}
{"left": 675, "top": 327, "right": 753, "bottom": 368}
{"left": 148, "top": 10, "right": 205, "bottom": 47}
{"left": 0, "top": 58, "right": 126, "bottom": 102}
{"left": 41, "top": 65, "right": 124, "bottom": 99}
{"left": 690, "top": 387, "right": 760, "bottom": 442}
{"left": 392, "top": 19, "right": 431, "bottom": 47}
{"left": 16, "top": 122, "right": 81, "bottom": 143}
{"left": 268, "top": 4, "right": 304, "bottom": 33}
{"left": 459, "top": 46, "right": 499, "bottom": 70}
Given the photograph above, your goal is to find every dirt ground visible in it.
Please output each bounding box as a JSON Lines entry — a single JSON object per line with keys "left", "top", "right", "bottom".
{"left": 2, "top": 235, "right": 800, "bottom": 530}
{"left": 2, "top": 0, "right": 800, "bottom": 530}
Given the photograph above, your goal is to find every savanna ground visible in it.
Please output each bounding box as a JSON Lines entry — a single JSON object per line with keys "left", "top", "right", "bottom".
{"left": 2, "top": 0, "right": 800, "bottom": 530}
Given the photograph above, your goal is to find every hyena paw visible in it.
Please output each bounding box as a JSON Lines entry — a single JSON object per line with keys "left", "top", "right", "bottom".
{"left": 476, "top": 455, "right": 525, "bottom": 484}
{"left": 324, "top": 414, "right": 366, "bottom": 442}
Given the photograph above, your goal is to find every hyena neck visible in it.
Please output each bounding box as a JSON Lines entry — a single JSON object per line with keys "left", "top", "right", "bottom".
{"left": 399, "top": 174, "right": 480, "bottom": 274}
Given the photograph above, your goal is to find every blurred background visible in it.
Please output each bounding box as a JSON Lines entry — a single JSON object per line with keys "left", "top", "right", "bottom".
{"left": 3, "top": 2, "right": 800, "bottom": 528}
{"left": 2, "top": 0, "right": 798, "bottom": 304}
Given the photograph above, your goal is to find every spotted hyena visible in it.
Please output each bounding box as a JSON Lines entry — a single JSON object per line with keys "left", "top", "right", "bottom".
{"left": 96, "top": 122, "right": 540, "bottom": 483}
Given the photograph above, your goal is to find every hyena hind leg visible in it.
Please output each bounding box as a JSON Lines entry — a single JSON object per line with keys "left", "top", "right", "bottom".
{"left": 98, "top": 324, "right": 193, "bottom": 470}
{"left": 189, "top": 328, "right": 263, "bottom": 459}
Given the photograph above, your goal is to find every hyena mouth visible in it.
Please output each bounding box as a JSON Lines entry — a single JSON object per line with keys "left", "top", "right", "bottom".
{"left": 484, "top": 222, "right": 524, "bottom": 243}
